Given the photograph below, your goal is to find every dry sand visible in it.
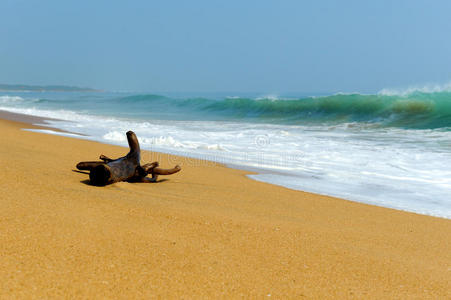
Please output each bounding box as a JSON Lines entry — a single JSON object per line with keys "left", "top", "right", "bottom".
{"left": 0, "top": 115, "right": 450, "bottom": 298}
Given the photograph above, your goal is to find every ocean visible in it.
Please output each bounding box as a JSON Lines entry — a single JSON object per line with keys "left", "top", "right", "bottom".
{"left": 1, "top": 89, "right": 450, "bottom": 219}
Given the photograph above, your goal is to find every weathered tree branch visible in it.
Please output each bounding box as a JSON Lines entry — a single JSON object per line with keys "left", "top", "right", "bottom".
{"left": 76, "top": 131, "right": 181, "bottom": 186}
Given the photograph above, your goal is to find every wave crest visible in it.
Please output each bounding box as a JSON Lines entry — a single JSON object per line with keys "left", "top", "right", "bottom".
{"left": 378, "top": 82, "right": 451, "bottom": 96}
{"left": 0, "top": 96, "right": 25, "bottom": 103}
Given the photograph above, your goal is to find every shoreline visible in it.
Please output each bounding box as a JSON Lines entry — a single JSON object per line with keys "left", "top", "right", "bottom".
{"left": 0, "top": 109, "right": 87, "bottom": 136}
{"left": 0, "top": 109, "right": 59, "bottom": 125}
{"left": 1, "top": 112, "right": 450, "bottom": 297}
{"left": 2, "top": 108, "right": 449, "bottom": 220}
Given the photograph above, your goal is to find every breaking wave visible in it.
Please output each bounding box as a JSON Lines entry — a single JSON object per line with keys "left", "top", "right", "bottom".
{"left": 112, "top": 91, "right": 451, "bottom": 129}
{"left": 2, "top": 89, "right": 451, "bottom": 129}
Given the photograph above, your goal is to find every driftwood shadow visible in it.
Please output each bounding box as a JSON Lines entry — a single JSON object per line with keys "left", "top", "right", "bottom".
{"left": 73, "top": 169, "right": 90, "bottom": 175}
{"left": 80, "top": 179, "right": 92, "bottom": 185}
{"left": 79, "top": 178, "right": 169, "bottom": 186}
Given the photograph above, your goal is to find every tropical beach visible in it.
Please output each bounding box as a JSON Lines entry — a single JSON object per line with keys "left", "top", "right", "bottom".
{"left": 3, "top": 1, "right": 451, "bottom": 298}
{"left": 1, "top": 112, "right": 450, "bottom": 298}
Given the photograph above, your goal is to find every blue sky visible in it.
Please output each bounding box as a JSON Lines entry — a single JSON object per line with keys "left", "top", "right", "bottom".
{"left": 1, "top": 0, "right": 451, "bottom": 93}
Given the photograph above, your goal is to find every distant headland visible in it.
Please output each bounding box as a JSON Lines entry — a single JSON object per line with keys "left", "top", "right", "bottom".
{"left": 0, "top": 84, "right": 101, "bottom": 92}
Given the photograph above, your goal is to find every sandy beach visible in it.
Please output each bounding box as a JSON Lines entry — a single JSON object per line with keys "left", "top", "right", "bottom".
{"left": 0, "top": 113, "right": 450, "bottom": 298}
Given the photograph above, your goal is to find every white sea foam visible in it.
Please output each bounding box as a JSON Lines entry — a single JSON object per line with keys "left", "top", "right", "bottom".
{"left": 378, "top": 82, "right": 451, "bottom": 96}
{"left": 103, "top": 131, "right": 127, "bottom": 142}
{"left": 24, "top": 128, "right": 85, "bottom": 138}
{"left": 255, "top": 94, "right": 280, "bottom": 101}
{"left": 2, "top": 101, "right": 451, "bottom": 219}
{"left": 0, "top": 95, "right": 25, "bottom": 103}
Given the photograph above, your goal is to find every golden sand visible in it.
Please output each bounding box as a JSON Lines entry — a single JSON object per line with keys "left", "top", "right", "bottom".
{"left": 0, "top": 116, "right": 450, "bottom": 298}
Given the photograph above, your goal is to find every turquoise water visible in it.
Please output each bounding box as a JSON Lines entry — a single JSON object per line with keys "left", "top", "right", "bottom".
{"left": 1, "top": 90, "right": 451, "bottom": 218}
{"left": 3, "top": 90, "right": 451, "bottom": 129}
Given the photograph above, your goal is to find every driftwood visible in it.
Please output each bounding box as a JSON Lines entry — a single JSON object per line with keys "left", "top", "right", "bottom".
{"left": 76, "top": 131, "right": 181, "bottom": 186}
